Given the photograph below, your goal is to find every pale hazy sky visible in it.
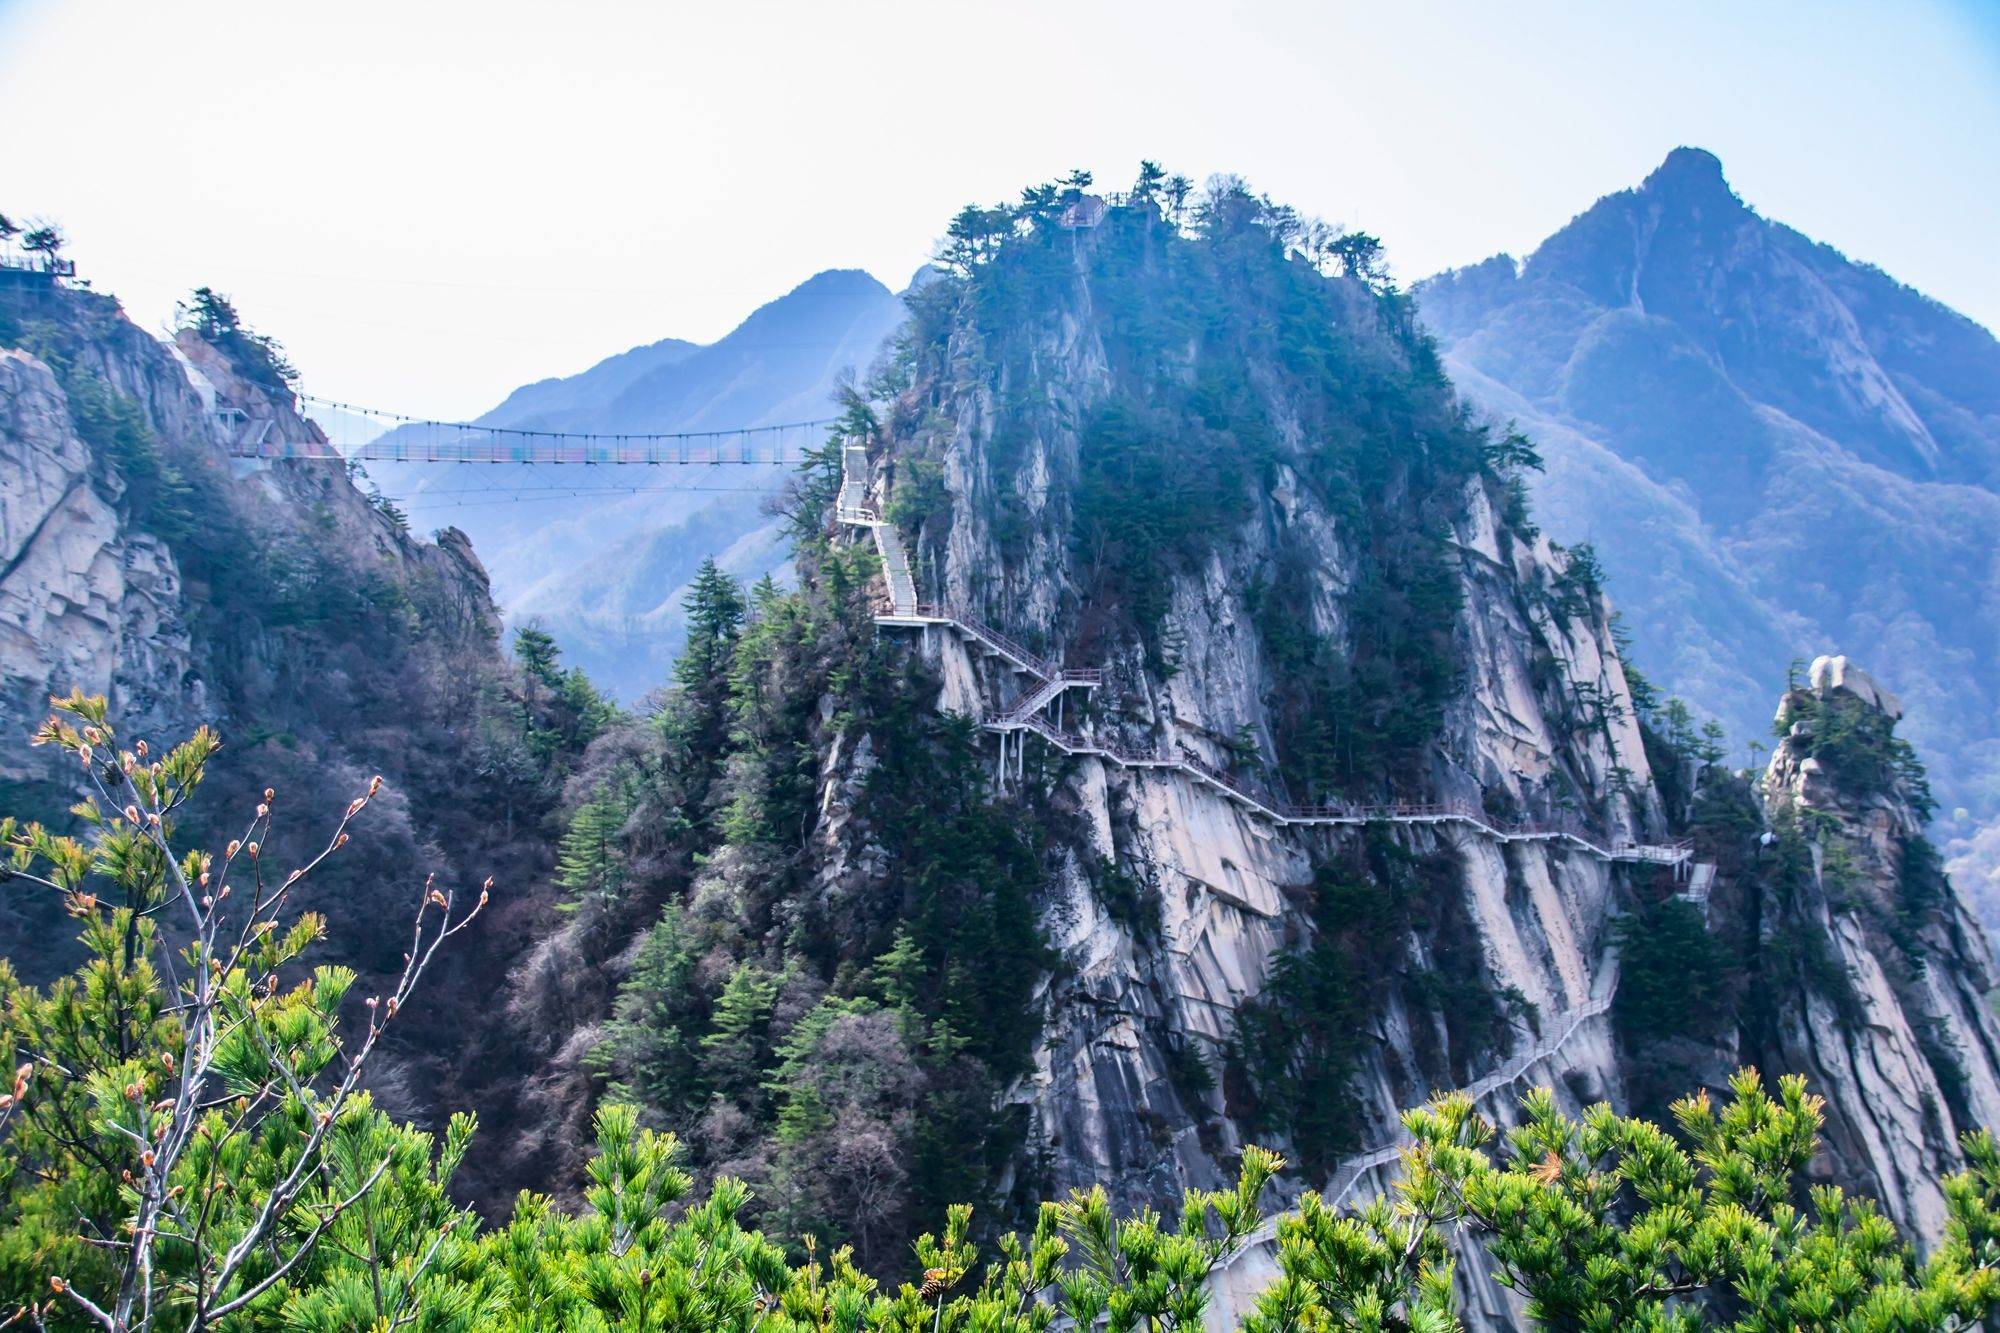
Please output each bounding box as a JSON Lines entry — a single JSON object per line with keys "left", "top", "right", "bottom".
{"left": 2, "top": 0, "right": 1995, "bottom": 419}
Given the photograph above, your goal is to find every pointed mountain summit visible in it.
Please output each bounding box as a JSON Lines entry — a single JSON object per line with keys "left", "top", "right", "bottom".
{"left": 1418, "top": 149, "right": 2000, "bottom": 928}
{"left": 1646, "top": 144, "right": 1731, "bottom": 190}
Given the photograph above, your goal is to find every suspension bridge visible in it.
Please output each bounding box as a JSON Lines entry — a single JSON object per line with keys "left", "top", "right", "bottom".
{"left": 225, "top": 394, "right": 837, "bottom": 466}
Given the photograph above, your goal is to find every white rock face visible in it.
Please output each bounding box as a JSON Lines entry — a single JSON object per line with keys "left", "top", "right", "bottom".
{"left": 0, "top": 350, "right": 198, "bottom": 766}
{"left": 859, "top": 283, "right": 1661, "bottom": 1239}
{"left": 1809, "top": 652, "right": 1904, "bottom": 720}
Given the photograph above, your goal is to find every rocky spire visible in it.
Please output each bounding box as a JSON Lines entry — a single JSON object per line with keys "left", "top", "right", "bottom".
{"left": 1639, "top": 145, "right": 1742, "bottom": 210}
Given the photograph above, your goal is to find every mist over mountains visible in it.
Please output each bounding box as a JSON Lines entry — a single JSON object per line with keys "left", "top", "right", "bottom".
{"left": 363, "top": 269, "right": 906, "bottom": 697}
{"left": 1417, "top": 147, "right": 2000, "bottom": 921}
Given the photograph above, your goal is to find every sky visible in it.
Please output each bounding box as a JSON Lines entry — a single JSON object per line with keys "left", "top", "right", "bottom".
{"left": 1, "top": 0, "right": 1995, "bottom": 420}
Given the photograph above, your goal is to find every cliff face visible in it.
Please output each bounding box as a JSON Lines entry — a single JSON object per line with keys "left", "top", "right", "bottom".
{"left": 0, "top": 347, "right": 196, "bottom": 765}
{"left": 812, "top": 192, "right": 2000, "bottom": 1326}
{"left": 0, "top": 286, "right": 502, "bottom": 777}
{"left": 0, "top": 281, "right": 596, "bottom": 1207}
{"left": 820, "top": 194, "right": 1679, "bottom": 1327}
{"left": 1415, "top": 147, "right": 2000, "bottom": 938}
{"left": 866, "top": 219, "right": 1660, "bottom": 1213}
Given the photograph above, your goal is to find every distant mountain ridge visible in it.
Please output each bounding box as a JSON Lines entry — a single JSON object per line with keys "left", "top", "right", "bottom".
{"left": 475, "top": 334, "right": 700, "bottom": 426}
{"left": 370, "top": 268, "right": 907, "bottom": 697}
{"left": 1417, "top": 147, "right": 2000, "bottom": 924}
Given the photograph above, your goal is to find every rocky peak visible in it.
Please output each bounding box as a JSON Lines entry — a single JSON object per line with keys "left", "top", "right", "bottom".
{"left": 1743, "top": 655, "right": 2000, "bottom": 1235}
{"left": 1766, "top": 652, "right": 1923, "bottom": 832}
{"left": 1639, "top": 145, "right": 1743, "bottom": 213}
{"left": 860, "top": 184, "right": 1676, "bottom": 1230}
{"left": 1414, "top": 149, "right": 2000, "bottom": 951}
{"left": 1806, "top": 652, "right": 1903, "bottom": 718}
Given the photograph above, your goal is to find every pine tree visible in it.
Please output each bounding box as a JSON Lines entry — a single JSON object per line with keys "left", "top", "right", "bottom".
{"left": 675, "top": 558, "right": 746, "bottom": 692}
{"left": 700, "top": 962, "right": 779, "bottom": 1105}
{"left": 592, "top": 909, "right": 702, "bottom": 1109}
{"left": 556, "top": 786, "right": 627, "bottom": 904}
{"left": 872, "top": 929, "right": 925, "bottom": 1018}
{"left": 655, "top": 559, "right": 746, "bottom": 819}
{"left": 513, "top": 625, "right": 562, "bottom": 689}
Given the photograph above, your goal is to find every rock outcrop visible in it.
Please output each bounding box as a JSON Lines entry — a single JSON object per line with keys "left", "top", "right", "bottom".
{"left": 0, "top": 282, "right": 591, "bottom": 1210}
{"left": 820, "top": 197, "right": 2000, "bottom": 1327}
{"left": 836, "top": 191, "right": 1675, "bottom": 1291}
{"left": 1750, "top": 654, "right": 2000, "bottom": 1236}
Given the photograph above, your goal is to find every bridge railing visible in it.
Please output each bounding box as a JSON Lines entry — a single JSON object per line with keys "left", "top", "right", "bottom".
{"left": 1004, "top": 711, "right": 1693, "bottom": 859}
{"left": 853, "top": 508, "right": 1693, "bottom": 861}
{"left": 0, "top": 254, "right": 76, "bottom": 278}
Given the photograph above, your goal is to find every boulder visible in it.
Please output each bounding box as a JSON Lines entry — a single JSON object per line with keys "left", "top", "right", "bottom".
{"left": 1810, "top": 653, "right": 1903, "bottom": 719}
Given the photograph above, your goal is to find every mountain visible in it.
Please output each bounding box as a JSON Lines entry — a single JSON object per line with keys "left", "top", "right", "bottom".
{"left": 0, "top": 276, "right": 611, "bottom": 1204}
{"left": 367, "top": 269, "right": 906, "bottom": 698}
{"left": 467, "top": 180, "right": 2000, "bottom": 1322}
{"left": 1416, "top": 147, "right": 2000, "bottom": 930}
{"left": 9, "top": 177, "right": 2000, "bottom": 1327}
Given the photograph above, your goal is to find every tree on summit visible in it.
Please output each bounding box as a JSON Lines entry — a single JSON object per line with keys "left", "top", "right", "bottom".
{"left": 1325, "top": 230, "right": 1390, "bottom": 289}
{"left": 178, "top": 286, "right": 299, "bottom": 390}
{"left": 21, "top": 222, "right": 63, "bottom": 268}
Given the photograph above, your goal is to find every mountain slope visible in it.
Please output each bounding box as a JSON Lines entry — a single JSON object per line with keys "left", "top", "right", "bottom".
{"left": 482, "top": 181, "right": 2000, "bottom": 1327}
{"left": 369, "top": 269, "right": 906, "bottom": 697}
{"left": 1417, "top": 148, "right": 2000, "bottom": 924}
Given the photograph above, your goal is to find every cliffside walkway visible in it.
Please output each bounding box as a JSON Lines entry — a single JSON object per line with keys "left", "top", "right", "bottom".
{"left": 836, "top": 446, "right": 1691, "bottom": 868}
{"left": 1675, "top": 859, "right": 1719, "bottom": 920}
{"left": 1225, "top": 982, "right": 1618, "bottom": 1274}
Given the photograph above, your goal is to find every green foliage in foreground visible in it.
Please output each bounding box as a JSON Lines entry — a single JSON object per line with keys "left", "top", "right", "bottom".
{"left": 5, "top": 705, "right": 2000, "bottom": 1330}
